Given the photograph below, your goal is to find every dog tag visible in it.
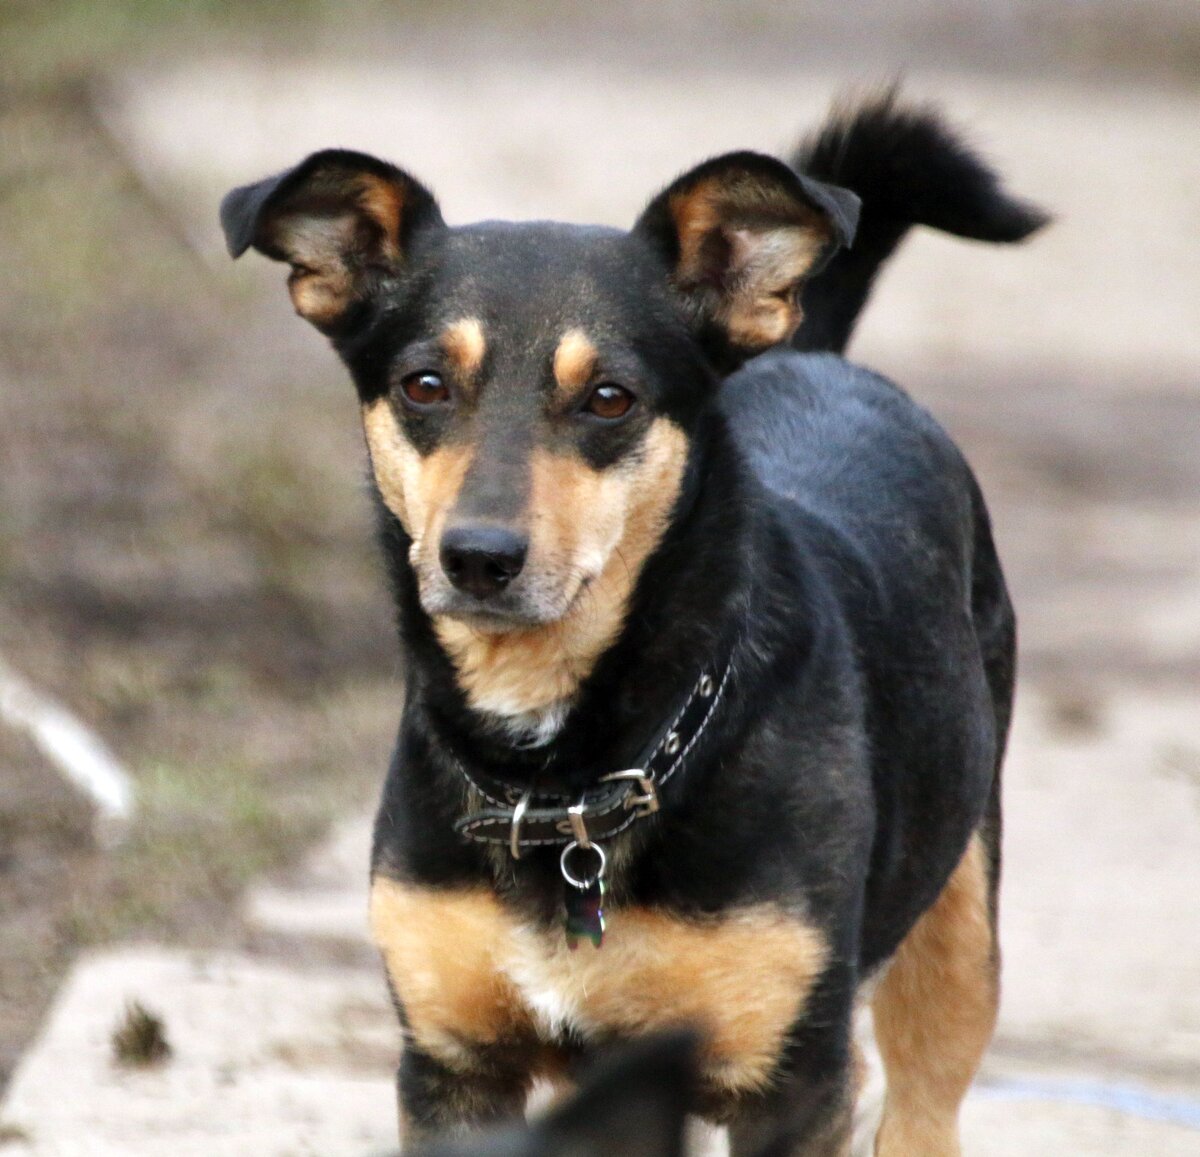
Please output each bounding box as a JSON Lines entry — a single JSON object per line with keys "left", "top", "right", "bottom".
{"left": 561, "top": 839, "right": 607, "bottom": 950}
{"left": 564, "top": 877, "right": 606, "bottom": 950}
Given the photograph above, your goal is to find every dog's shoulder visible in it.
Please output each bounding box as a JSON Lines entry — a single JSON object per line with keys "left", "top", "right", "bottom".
{"left": 722, "top": 349, "right": 969, "bottom": 501}
{"left": 721, "top": 349, "right": 979, "bottom": 595}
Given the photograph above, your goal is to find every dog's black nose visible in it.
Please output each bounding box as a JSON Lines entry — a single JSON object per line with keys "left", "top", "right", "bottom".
{"left": 440, "top": 525, "right": 528, "bottom": 600}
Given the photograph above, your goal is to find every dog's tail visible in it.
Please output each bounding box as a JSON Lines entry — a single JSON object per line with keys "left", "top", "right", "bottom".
{"left": 791, "top": 89, "right": 1050, "bottom": 355}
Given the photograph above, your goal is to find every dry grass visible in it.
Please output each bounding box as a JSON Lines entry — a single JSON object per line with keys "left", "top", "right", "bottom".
{"left": 0, "top": 5, "right": 402, "bottom": 1089}
{"left": 111, "top": 1001, "right": 172, "bottom": 1069}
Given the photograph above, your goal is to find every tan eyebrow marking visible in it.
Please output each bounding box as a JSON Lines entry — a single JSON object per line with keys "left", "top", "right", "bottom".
{"left": 552, "top": 328, "right": 599, "bottom": 398}
{"left": 441, "top": 317, "right": 487, "bottom": 384}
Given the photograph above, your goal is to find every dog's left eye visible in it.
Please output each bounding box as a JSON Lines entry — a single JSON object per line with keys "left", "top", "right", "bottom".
{"left": 583, "top": 383, "right": 636, "bottom": 421}
{"left": 398, "top": 371, "right": 450, "bottom": 409}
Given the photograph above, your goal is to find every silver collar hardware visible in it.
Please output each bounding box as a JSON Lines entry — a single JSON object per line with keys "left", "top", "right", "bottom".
{"left": 567, "top": 800, "right": 592, "bottom": 848}
{"left": 453, "top": 653, "right": 734, "bottom": 856}
{"left": 600, "top": 769, "right": 660, "bottom": 818}
{"left": 560, "top": 839, "right": 606, "bottom": 889}
{"left": 561, "top": 840, "right": 608, "bottom": 950}
{"left": 509, "top": 786, "right": 533, "bottom": 860}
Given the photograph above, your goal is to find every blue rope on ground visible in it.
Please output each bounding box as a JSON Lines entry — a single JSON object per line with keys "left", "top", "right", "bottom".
{"left": 975, "top": 1076, "right": 1200, "bottom": 1131}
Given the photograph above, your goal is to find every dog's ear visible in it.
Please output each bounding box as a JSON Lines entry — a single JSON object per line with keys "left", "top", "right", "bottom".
{"left": 634, "top": 152, "right": 859, "bottom": 363}
{"left": 537, "top": 1030, "right": 699, "bottom": 1157}
{"left": 220, "top": 149, "right": 444, "bottom": 334}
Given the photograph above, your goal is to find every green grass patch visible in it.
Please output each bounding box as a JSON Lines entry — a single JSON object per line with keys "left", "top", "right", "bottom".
{"left": 61, "top": 755, "right": 334, "bottom": 947}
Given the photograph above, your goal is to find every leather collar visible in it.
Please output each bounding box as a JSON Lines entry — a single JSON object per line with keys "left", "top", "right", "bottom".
{"left": 453, "top": 655, "right": 734, "bottom": 857}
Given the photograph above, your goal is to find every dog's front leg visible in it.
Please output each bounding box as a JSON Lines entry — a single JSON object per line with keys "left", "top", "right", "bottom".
{"left": 727, "top": 1073, "right": 856, "bottom": 1157}
{"left": 372, "top": 877, "right": 540, "bottom": 1141}
{"left": 397, "top": 1041, "right": 531, "bottom": 1144}
{"left": 726, "top": 973, "right": 859, "bottom": 1157}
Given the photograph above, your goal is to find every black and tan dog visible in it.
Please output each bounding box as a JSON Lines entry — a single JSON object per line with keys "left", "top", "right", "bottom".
{"left": 221, "top": 93, "right": 1045, "bottom": 1155}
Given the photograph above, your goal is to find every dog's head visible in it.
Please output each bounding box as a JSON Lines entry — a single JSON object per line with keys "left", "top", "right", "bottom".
{"left": 222, "top": 149, "right": 856, "bottom": 731}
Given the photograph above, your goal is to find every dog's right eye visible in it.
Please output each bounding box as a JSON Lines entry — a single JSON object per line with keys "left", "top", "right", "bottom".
{"left": 583, "top": 383, "right": 636, "bottom": 421}
{"left": 398, "top": 371, "right": 450, "bottom": 409}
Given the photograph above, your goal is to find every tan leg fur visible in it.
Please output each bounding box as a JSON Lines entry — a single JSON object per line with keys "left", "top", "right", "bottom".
{"left": 871, "top": 834, "right": 998, "bottom": 1157}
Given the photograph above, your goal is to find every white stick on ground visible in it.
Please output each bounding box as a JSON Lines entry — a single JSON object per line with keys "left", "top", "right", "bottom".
{"left": 0, "top": 654, "right": 135, "bottom": 847}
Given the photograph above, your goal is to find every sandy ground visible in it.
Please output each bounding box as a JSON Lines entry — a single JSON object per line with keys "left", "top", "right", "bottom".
{"left": 2, "top": 31, "right": 1198, "bottom": 1156}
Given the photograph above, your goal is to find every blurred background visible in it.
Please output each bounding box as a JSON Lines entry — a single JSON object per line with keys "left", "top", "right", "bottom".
{"left": 0, "top": 1, "right": 1197, "bottom": 1152}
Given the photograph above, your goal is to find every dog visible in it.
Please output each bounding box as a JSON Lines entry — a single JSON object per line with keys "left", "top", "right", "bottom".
{"left": 402, "top": 1030, "right": 701, "bottom": 1157}
{"left": 221, "top": 92, "right": 1045, "bottom": 1155}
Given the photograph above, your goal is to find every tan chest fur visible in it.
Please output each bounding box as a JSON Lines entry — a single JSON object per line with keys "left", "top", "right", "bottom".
{"left": 370, "top": 877, "right": 828, "bottom": 1096}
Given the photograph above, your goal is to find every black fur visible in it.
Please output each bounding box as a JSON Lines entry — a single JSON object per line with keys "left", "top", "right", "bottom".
{"left": 221, "top": 94, "right": 1045, "bottom": 1154}
{"left": 406, "top": 1032, "right": 700, "bottom": 1157}
{"left": 793, "top": 88, "right": 1050, "bottom": 354}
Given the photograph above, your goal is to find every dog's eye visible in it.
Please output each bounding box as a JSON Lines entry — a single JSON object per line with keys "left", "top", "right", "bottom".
{"left": 399, "top": 371, "right": 450, "bottom": 409}
{"left": 583, "top": 383, "right": 636, "bottom": 421}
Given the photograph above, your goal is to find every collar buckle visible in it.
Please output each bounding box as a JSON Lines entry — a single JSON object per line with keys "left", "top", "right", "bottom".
{"left": 600, "top": 769, "right": 660, "bottom": 818}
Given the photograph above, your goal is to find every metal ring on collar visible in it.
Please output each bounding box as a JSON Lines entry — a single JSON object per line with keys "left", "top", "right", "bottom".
{"left": 509, "top": 787, "right": 533, "bottom": 860}
{"left": 560, "top": 840, "right": 606, "bottom": 889}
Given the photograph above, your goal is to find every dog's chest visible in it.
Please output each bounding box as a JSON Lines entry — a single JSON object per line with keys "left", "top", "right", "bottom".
{"left": 371, "top": 877, "right": 828, "bottom": 1096}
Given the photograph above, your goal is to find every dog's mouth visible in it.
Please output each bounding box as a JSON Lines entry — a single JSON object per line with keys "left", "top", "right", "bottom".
{"left": 431, "top": 604, "right": 541, "bottom": 634}
{"left": 421, "top": 571, "right": 597, "bottom": 634}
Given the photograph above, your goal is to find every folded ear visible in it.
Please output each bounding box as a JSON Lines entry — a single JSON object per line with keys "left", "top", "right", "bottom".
{"left": 219, "top": 149, "right": 444, "bottom": 334}
{"left": 634, "top": 152, "right": 859, "bottom": 361}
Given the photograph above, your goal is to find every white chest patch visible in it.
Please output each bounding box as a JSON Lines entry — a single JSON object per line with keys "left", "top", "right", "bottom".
{"left": 503, "top": 923, "right": 593, "bottom": 1038}
{"left": 482, "top": 699, "right": 571, "bottom": 748}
